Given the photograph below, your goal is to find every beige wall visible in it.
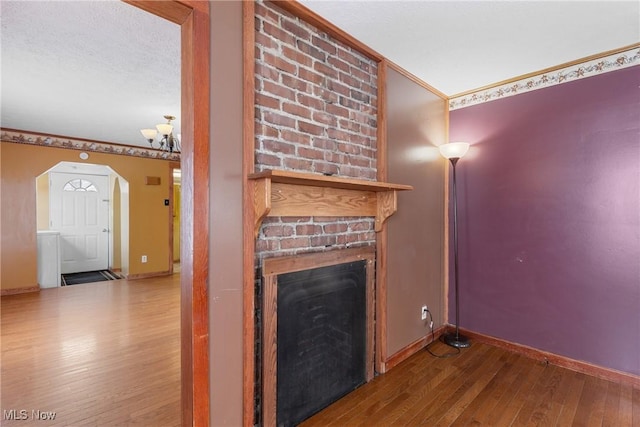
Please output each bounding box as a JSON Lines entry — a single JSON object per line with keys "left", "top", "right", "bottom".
{"left": 172, "top": 183, "right": 180, "bottom": 262}
{"left": 385, "top": 67, "right": 447, "bottom": 356}
{"left": 112, "top": 177, "right": 122, "bottom": 270}
{"left": 0, "top": 142, "right": 173, "bottom": 290}
{"left": 36, "top": 173, "right": 49, "bottom": 230}
{"left": 209, "top": 1, "right": 244, "bottom": 425}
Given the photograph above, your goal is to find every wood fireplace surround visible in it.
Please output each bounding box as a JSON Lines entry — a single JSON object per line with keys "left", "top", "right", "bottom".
{"left": 249, "top": 169, "right": 413, "bottom": 238}
{"left": 261, "top": 247, "right": 375, "bottom": 426}
{"left": 254, "top": 169, "right": 412, "bottom": 425}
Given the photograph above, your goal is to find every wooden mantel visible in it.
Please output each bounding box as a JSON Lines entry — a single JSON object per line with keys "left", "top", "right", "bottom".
{"left": 248, "top": 169, "right": 413, "bottom": 238}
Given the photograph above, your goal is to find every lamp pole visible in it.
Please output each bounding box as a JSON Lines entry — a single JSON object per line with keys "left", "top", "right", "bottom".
{"left": 439, "top": 142, "right": 470, "bottom": 349}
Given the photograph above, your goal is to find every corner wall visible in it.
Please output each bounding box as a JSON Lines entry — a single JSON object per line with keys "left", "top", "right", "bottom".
{"left": 449, "top": 66, "right": 640, "bottom": 376}
{"left": 385, "top": 67, "right": 447, "bottom": 357}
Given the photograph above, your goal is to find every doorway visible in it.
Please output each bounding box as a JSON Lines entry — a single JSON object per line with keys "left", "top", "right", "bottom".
{"left": 171, "top": 165, "right": 181, "bottom": 274}
{"left": 50, "top": 172, "right": 110, "bottom": 274}
{"left": 2, "top": 2, "right": 210, "bottom": 424}
{"left": 36, "top": 161, "right": 130, "bottom": 278}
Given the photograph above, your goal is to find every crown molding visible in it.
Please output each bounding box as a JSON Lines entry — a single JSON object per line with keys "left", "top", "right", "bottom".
{"left": 449, "top": 44, "right": 640, "bottom": 110}
{"left": 0, "top": 128, "right": 180, "bottom": 161}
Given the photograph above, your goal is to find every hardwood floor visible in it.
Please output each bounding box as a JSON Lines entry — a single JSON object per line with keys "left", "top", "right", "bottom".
{"left": 301, "top": 340, "right": 640, "bottom": 427}
{"left": 1, "top": 275, "right": 180, "bottom": 426}
{"left": 3, "top": 277, "right": 639, "bottom": 426}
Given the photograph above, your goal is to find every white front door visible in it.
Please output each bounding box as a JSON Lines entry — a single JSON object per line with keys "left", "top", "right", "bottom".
{"left": 50, "top": 172, "right": 109, "bottom": 274}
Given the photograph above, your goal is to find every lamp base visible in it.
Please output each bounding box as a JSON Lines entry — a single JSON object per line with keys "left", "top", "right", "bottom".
{"left": 443, "top": 332, "right": 471, "bottom": 348}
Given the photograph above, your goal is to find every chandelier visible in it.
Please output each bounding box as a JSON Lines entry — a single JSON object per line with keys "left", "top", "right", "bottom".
{"left": 140, "top": 115, "right": 180, "bottom": 153}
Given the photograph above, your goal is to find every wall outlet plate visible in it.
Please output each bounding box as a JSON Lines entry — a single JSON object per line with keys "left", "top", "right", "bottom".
{"left": 141, "top": 255, "right": 147, "bottom": 263}
{"left": 421, "top": 305, "right": 428, "bottom": 320}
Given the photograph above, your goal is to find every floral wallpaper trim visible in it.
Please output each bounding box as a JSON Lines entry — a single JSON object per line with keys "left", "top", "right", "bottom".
{"left": 449, "top": 48, "right": 640, "bottom": 110}
{"left": 0, "top": 129, "right": 180, "bottom": 161}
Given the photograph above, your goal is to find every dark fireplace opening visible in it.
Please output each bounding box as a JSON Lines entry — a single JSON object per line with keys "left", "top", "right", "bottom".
{"left": 276, "top": 260, "right": 367, "bottom": 426}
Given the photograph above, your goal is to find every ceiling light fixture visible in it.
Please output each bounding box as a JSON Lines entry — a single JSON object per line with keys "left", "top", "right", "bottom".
{"left": 140, "top": 115, "right": 180, "bottom": 153}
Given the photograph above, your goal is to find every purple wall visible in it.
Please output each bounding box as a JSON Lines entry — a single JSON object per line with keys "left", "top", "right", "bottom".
{"left": 449, "top": 66, "right": 640, "bottom": 376}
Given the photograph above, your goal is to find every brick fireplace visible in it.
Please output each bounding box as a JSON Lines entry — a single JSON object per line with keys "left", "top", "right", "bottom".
{"left": 254, "top": 1, "right": 380, "bottom": 424}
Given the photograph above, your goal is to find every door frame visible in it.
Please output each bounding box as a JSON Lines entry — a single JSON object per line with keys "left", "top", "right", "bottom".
{"left": 169, "top": 161, "right": 180, "bottom": 274}
{"left": 49, "top": 171, "right": 110, "bottom": 274}
{"left": 124, "top": 2, "right": 210, "bottom": 425}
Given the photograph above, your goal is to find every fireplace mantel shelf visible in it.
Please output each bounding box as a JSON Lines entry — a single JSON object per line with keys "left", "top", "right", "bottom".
{"left": 248, "top": 169, "right": 413, "bottom": 237}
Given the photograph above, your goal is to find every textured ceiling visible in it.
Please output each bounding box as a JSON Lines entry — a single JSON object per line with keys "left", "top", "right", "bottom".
{"left": 300, "top": 0, "right": 640, "bottom": 95}
{"left": 1, "top": 1, "right": 638, "bottom": 149}
{"left": 1, "top": 1, "right": 180, "bottom": 148}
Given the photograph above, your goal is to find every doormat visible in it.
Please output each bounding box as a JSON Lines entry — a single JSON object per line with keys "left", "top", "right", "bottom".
{"left": 61, "top": 270, "right": 120, "bottom": 286}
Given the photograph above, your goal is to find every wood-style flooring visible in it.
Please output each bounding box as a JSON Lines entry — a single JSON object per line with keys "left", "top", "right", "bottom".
{"left": 301, "top": 340, "right": 640, "bottom": 427}
{"left": 3, "top": 275, "right": 639, "bottom": 426}
{"left": 1, "top": 275, "right": 180, "bottom": 426}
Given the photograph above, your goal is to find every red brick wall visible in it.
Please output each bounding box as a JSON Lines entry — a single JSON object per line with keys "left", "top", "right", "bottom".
{"left": 253, "top": 3, "right": 380, "bottom": 421}
{"left": 254, "top": 1, "right": 378, "bottom": 258}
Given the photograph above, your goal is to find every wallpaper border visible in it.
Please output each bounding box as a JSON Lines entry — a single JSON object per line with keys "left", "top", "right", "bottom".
{"left": 449, "top": 47, "right": 640, "bottom": 110}
{"left": 0, "top": 129, "right": 180, "bottom": 161}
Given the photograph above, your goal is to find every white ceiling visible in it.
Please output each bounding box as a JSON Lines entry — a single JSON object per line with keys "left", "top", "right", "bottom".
{"left": 299, "top": 0, "right": 639, "bottom": 95}
{"left": 1, "top": 1, "right": 638, "bottom": 148}
{"left": 1, "top": 1, "right": 180, "bottom": 148}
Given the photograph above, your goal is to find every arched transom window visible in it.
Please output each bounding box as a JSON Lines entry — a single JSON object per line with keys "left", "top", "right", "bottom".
{"left": 63, "top": 178, "right": 98, "bottom": 192}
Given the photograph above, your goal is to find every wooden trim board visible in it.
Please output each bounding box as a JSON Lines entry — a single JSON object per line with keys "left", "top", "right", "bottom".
{"left": 1, "top": 286, "right": 40, "bottom": 296}
{"left": 125, "top": 271, "right": 172, "bottom": 280}
{"left": 375, "top": 59, "right": 389, "bottom": 374}
{"left": 384, "top": 324, "right": 640, "bottom": 388}
{"left": 269, "top": 1, "right": 383, "bottom": 62}
{"left": 126, "top": 2, "right": 211, "bottom": 426}
{"left": 242, "top": 1, "right": 257, "bottom": 425}
{"left": 249, "top": 170, "right": 411, "bottom": 237}
{"left": 383, "top": 326, "right": 447, "bottom": 372}
{"left": 449, "top": 42, "right": 640, "bottom": 99}
{"left": 248, "top": 169, "right": 412, "bottom": 192}
{"left": 457, "top": 327, "right": 640, "bottom": 387}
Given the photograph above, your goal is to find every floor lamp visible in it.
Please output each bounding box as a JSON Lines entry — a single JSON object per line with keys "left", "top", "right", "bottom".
{"left": 439, "top": 142, "right": 471, "bottom": 348}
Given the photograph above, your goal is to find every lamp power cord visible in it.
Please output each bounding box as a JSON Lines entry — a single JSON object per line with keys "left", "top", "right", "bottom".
{"left": 424, "top": 308, "right": 460, "bottom": 358}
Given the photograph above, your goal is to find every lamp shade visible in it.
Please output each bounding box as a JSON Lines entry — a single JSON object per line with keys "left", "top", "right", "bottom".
{"left": 156, "top": 123, "right": 173, "bottom": 136}
{"left": 140, "top": 128, "right": 158, "bottom": 140}
{"left": 439, "top": 142, "right": 470, "bottom": 159}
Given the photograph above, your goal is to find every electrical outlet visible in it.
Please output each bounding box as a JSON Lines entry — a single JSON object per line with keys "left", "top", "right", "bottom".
{"left": 421, "top": 305, "right": 428, "bottom": 320}
{"left": 141, "top": 255, "right": 147, "bottom": 263}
